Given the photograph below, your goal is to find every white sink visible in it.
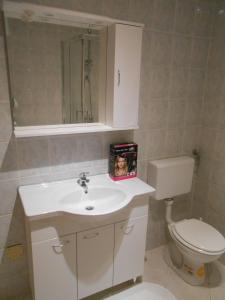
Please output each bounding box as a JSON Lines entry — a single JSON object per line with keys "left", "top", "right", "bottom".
{"left": 19, "top": 174, "right": 155, "bottom": 220}
{"left": 60, "top": 187, "right": 126, "bottom": 215}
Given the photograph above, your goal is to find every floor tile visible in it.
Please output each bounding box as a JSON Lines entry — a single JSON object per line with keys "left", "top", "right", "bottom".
{"left": 210, "top": 287, "right": 225, "bottom": 300}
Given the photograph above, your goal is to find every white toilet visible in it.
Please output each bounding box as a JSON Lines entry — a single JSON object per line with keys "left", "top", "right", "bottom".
{"left": 148, "top": 156, "right": 225, "bottom": 286}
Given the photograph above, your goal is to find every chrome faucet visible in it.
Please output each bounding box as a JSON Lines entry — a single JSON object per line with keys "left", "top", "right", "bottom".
{"left": 77, "top": 172, "right": 90, "bottom": 194}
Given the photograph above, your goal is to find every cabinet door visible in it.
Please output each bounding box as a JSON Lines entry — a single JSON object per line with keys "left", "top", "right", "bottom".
{"left": 32, "top": 234, "right": 77, "bottom": 300}
{"left": 113, "top": 216, "right": 148, "bottom": 285}
{"left": 107, "top": 24, "right": 143, "bottom": 129}
{"left": 77, "top": 225, "right": 114, "bottom": 299}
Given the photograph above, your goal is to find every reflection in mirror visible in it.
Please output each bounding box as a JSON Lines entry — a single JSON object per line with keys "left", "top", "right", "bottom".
{"left": 63, "top": 28, "right": 100, "bottom": 123}
{"left": 4, "top": 7, "right": 107, "bottom": 126}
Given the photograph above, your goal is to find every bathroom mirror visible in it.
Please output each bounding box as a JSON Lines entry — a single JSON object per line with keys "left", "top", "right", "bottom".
{"left": 3, "top": 1, "right": 107, "bottom": 127}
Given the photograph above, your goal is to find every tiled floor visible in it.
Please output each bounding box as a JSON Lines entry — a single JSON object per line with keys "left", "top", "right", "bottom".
{"left": 15, "top": 245, "right": 225, "bottom": 300}
{"left": 143, "top": 245, "right": 225, "bottom": 300}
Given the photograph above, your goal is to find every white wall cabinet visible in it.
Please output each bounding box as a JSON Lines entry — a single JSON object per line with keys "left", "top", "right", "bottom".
{"left": 27, "top": 197, "right": 149, "bottom": 300}
{"left": 77, "top": 225, "right": 114, "bottom": 299}
{"left": 13, "top": 21, "right": 143, "bottom": 137}
{"left": 106, "top": 24, "right": 143, "bottom": 129}
{"left": 32, "top": 234, "right": 77, "bottom": 300}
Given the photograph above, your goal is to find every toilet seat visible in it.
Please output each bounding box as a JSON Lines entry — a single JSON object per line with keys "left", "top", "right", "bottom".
{"left": 170, "top": 219, "right": 225, "bottom": 255}
{"left": 105, "top": 282, "right": 176, "bottom": 300}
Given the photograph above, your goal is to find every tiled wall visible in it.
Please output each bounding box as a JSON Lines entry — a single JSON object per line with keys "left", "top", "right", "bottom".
{"left": 193, "top": 0, "right": 225, "bottom": 264}
{"left": 0, "top": 0, "right": 215, "bottom": 298}
{"left": 133, "top": 0, "right": 214, "bottom": 250}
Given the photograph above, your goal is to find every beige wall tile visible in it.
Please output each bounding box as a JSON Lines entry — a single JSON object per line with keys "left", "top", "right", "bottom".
{"left": 0, "top": 138, "right": 18, "bottom": 181}
{"left": 169, "top": 68, "right": 189, "bottom": 98}
{"left": 149, "top": 32, "right": 173, "bottom": 68}
{"left": 167, "top": 99, "right": 186, "bottom": 129}
{"left": 172, "top": 36, "right": 192, "bottom": 68}
{"left": 164, "top": 128, "right": 183, "bottom": 157}
{"left": 202, "top": 98, "right": 220, "bottom": 128}
{"left": 191, "top": 38, "right": 210, "bottom": 68}
{"left": 199, "top": 127, "right": 217, "bottom": 159}
{"left": 211, "top": 161, "right": 225, "bottom": 191}
{"left": 102, "top": 0, "right": 130, "bottom": 19}
{"left": 0, "top": 179, "right": 18, "bottom": 216}
{"left": 0, "top": 215, "right": 11, "bottom": 249}
{"left": 152, "top": 0, "right": 176, "bottom": 32}
{"left": 150, "top": 68, "right": 170, "bottom": 98}
{"left": 128, "top": 0, "right": 154, "bottom": 26}
{"left": 16, "top": 137, "right": 50, "bottom": 177}
{"left": 218, "top": 101, "right": 225, "bottom": 129}
{"left": 0, "top": 104, "right": 12, "bottom": 142}
{"left": 208, "top": 184, "right": 225, "bottom": 217}
{"left": 193, "top": 0, "right": 214, "bottom": 37}
{"left": 188, "top": 69, "right": 205, "bottom": 98}
{"left": 148, "top": 99, "right": 168, "bottom": 129}
{"left": 133, "top": 130, "right": 149, "bottom": 160}
{"left": 175, "top": 0, "right": 195, "bottom": 34}
{"left": 148, "top": 129, "right": 166, "bottom": 159}
{"left": 208, "top": 38, "right": 225, "bottom": 69}
{"left": 181, "top": 126, "right": 200, "bottom": 155}
{"left": 185, "top": 99, "right": 202, "bottom": 126}
{"left": 214, "top": 130, "right": 225, "bottom": 161}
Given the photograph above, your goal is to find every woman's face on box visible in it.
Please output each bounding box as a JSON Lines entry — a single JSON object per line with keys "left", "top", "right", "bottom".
{"left": 117, "top": 157, "right": 126, "bottom": 169}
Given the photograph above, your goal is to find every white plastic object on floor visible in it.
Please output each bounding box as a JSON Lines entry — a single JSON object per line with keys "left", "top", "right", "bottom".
{"left": 105, "top": 282, "right": 176, "bottom": 300}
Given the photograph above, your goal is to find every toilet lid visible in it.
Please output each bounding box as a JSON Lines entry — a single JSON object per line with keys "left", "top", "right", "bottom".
{"left": 173, "top": 219, "right": 225, "bottom": 253}
{"left": 105, "top": 282, "right": 176, "bottom": 300}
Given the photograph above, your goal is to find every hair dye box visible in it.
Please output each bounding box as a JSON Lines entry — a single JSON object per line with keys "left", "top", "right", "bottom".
{"left": 109, "top": 143, "right": 138, "bottom": 181}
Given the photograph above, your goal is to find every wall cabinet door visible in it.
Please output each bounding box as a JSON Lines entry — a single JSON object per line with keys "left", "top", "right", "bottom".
{"left": 32, "top": 234, "right": 77, "bottom": 300}
{"left": 106, "top": 23, "right": 143, "bottom": 129}
{"left": 77, "top": 224, "right": 114, "bottom": 299}
{"left": 113, "top": 216, "right": 148, "bottom": 285}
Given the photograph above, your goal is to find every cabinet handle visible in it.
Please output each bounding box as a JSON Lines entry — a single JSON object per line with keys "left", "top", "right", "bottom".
{"left": 117, "top": 69, "right": 120, "bottom": 86}
{"left": 52, "top": 240, "right": 70, "bottom": 253}
{"left": 121, "top": 224, "right": 134, "bottom": 235}
{"left": 83, "top": 232, "right": 99, "bottom": 239}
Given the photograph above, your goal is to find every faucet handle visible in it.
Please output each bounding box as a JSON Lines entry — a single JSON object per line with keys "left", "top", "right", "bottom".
{"left": 79, "top": 172, "right": 89, "bottom": 181}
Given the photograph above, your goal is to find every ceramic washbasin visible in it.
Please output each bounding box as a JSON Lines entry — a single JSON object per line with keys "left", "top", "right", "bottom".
{"left": 60, "top": 187, "right": 126, "bottom": 215}
{"left": 19, "top": 174, "right": 155, "bottom": 220}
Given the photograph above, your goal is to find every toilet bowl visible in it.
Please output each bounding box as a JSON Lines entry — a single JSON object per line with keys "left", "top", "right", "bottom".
{"left": 168, "top": 218, "right": 225, "bottom": 285}
{"left": 106, "top": 282, "right": 176, "bottom": 300}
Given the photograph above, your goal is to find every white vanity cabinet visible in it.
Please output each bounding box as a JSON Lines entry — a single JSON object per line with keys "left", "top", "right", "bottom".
{"left": 31, "top": 234, "right": 77, "bottom": 300}
{"left": 113, "top": 216, "right": 148, "bottom": 286}
{"left": 77, "top": 225, "right": 114, "bottom": 299}
{"left": 26, "top": 196, "right": 149, "bottom": 300}
{"left": 106, "top": 24, "right": 143, "bottom": 129}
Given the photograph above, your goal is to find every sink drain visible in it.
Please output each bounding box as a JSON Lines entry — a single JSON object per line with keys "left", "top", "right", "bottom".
{"left": 85, "top": 206, "right": 94, "bottom": 211}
